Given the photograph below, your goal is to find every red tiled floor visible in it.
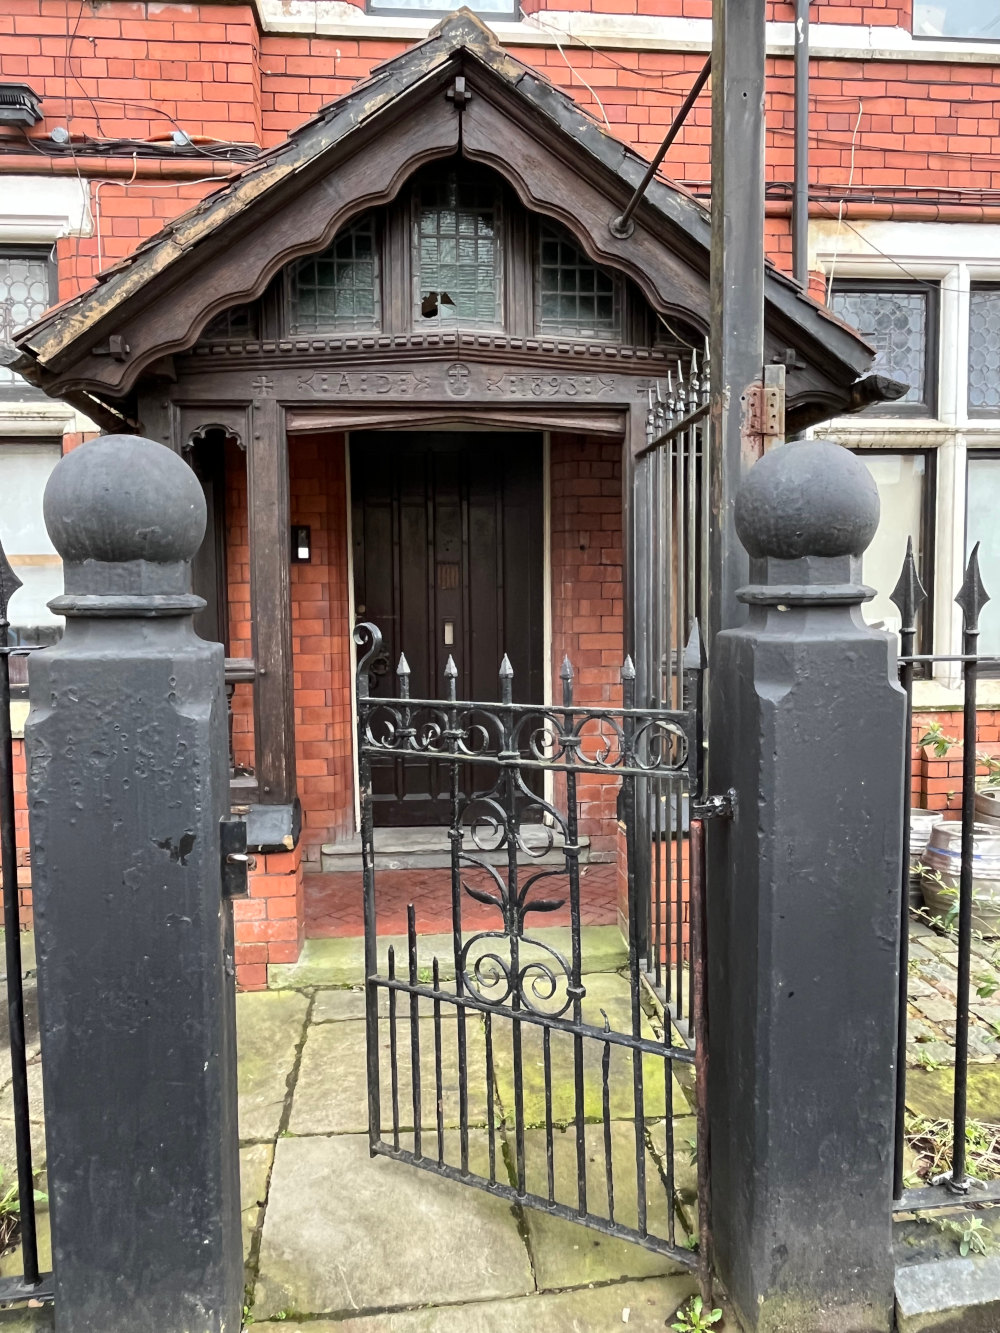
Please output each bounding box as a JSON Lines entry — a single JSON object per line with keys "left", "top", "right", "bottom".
{"left": 305, "top": 861, "right": 619, "bottom": 938}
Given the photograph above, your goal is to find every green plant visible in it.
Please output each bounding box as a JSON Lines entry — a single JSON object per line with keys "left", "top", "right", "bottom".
{"left": 976, "top": 973, "right": 999, "bottom": 1000}
{"left": 936, "top": 1215, "right": 993, "bottom": 1257}
{"left": 906, "top": 1114, "right": 1000, "bottom": 1184}
{"left": 671, "top": 1295, "right": 723, "bottom": 1332}
{"left": 0, "top": 1171, "right": 47, "bottom": 1253}
{"left": 914, "top": 1050, "right": 942, "bottom": 1071}
{"left": 919, "top": 723, "right": 958, "bottom": 757}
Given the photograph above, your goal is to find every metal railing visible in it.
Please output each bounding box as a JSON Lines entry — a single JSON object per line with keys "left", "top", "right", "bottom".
{"left": 637, "top": 351, "right": 709, "bottom": 1044}
{"left": 892, "top": 537, "right": 1000, "bottom": 1212}
{"left": 0, "top": 537, "right": 52, "bottom": 1307}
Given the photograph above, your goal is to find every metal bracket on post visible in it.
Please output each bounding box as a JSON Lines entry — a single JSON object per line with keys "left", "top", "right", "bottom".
{"left": 220, "top": 815, "right": 254, "bottom": 899}
{"left": 691, "top": 789, "right": 737, "bottom": 822}
{"left": 741, "top": 366, "right": 785, "bottom": 460}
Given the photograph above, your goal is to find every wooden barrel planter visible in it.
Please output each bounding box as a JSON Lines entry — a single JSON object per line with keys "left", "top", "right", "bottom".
{"left": 919, "top": 820, "right": 1000, "bottom": 936}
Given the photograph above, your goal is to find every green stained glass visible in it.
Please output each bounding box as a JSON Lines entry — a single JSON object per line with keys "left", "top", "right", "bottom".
{"left": 535, "top": 223, "right": 621, "bottom": 339}
{"left": 288, "top": 214, "right": 379, "bottom": 333}
{"left": 414, "top": 172, "right": 501, "bottom": 326}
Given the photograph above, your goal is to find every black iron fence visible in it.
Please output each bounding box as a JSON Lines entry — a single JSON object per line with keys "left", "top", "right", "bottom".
{"left": 636, "top": 352, "right": 709, "bottom": 1045}
{"left": 0, "top": 537, "right": 51, "bottom": 1307}
{"left": 354, "top": 624, "right": 712, "bottom": 1293}
{"left": 892, "top": 538, "right": 1000, "bottom": 1213}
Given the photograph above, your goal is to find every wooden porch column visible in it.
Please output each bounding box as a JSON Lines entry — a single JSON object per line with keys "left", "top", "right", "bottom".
{"left": 247, "top": 396, "right": 296, "bottom": 804}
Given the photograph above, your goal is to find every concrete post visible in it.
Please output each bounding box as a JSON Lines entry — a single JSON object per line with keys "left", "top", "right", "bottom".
{"left": 706, "top": 439, "right": 905, "bottom": 1333}
{"left": 25, "top": 435, "right": 243, "bottom": 1332}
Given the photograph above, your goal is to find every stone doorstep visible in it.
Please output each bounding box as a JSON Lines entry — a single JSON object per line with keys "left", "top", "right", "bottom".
{"left": 896, "top": 1250, "right": 1000, "bottom": 1333}
{"left": 320, "top": 825, "right": 591, "bottom": 872}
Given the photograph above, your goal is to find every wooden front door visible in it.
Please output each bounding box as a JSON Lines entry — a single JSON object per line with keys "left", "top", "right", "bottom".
{"left": 351, "top": 430, "right": 544, "bottom": 827}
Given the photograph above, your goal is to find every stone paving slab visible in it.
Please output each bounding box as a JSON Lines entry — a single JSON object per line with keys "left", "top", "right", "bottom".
{"left": 241, "top": 1142, "right": 273, "bottom": 1263}
{"left": 906, "top": 1064, "right": 1000, "bottom": 1123}
{"left": 253, "top": 1132, "right": 533, "bottom": 1321}
{"left": 516, "top": 1122, "right": 690, "bottom": 1289}
{"left": 312, "top": 981, "right": 461, "bottom": 1024}
{"left": 251, "top": 1275, "right": 726, "bottom": 1332}
{"left": 237, "top": 990, "right": 309, "bottom": 1142}
{"left": 289, "top": 1016, "right": 490, "bottom": 1135}
{"left": 491, "top": 973, "right": 688, "bottom": 1128}
{"left": 269, "top": 927, "right": 627, "bottom": 990}
{"left": 0, "top": 1060, "right": 46, "bottom": 1181}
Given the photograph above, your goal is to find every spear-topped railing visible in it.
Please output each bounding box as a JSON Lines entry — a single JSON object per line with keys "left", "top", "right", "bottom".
{"left": 890, "top": 537, "right": 1000, "bottom": 1212}
{"left": 0, "top": 528, "right": 47, "bottom": 1302}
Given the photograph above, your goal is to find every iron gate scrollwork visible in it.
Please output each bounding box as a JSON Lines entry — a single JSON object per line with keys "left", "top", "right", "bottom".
{"left": 354, "top": 619, "right": 711, "bottom": 1286}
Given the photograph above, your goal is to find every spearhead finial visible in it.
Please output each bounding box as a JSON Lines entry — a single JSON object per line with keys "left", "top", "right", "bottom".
{"left": 683, "top": 620, "right": 705, "bottom": 671}
{"left": 620, "top": 655, "right": 636, "bottom": 682}
{"left": 0, "top": 532, "right": 22, "bottom": 626}
{"left": 443, "top": 655, "right": 458, "bottom": 679}
{"left": 396, "top": 652, "right": 411, "bottom": 677}
{"left": 889, "top": 536, "right": 927, "bottom": 632}
{"left": 498, "top": 653, "right": 514, "bottom": 679}
{"left": 956, "top": 543, "right": 991, "bottom": 636}
{"left": 559, "top": 654, "right": 574, "bottom": 682}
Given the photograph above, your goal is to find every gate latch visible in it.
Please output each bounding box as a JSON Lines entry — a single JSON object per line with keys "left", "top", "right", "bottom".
{"left": 691, "top": 788, "right": 737, "bottom": 822}
{"left": 221, "top": 815, "right": 255, "bottom": 899}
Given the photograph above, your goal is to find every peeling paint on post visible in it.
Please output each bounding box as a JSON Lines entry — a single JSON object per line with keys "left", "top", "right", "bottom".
{"left": 25, "top": 435, "right": 243, "bottom": 1332}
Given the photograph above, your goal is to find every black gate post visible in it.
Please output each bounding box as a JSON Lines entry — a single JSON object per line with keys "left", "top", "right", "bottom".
{"left": 24, "top": 435, "right": 243, "bottom": 1332}
{"left": 706, "top": 439, "right": 904, "bottom": 1332}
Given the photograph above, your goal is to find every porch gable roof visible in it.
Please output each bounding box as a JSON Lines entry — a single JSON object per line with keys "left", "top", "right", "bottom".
{"left": 10, "top": 9, "right": 880, "bottom": 418}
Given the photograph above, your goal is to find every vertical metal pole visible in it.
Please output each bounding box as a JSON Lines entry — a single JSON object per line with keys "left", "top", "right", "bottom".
{"left": 890, "top": 539, "right": 926, "bottom": 1201}
{"left": 792, "top": 0, "right": 811, "bottom": 289}
{"left": 0, "top": 552, "right": 39, "bottom": 1288}
{"left": 709, "top": 0, "right": 767, "bottom": 641}
{"left": 951, "top": 546, "right": 989, "bottom": 1191}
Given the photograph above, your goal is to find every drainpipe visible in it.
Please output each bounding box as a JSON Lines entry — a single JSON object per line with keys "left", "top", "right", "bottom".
{"left": 792, "top": 0, "right": 810, "bottom": 287}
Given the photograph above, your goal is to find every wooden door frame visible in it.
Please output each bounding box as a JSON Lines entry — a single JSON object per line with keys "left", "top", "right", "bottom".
{"left": 341, "top": 421, "right": 555, "bottom": 836}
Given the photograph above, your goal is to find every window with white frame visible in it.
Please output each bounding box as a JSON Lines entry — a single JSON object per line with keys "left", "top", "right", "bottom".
{"left": 0, "top": 246, "right": 54, "bottom": 399}
{"left": 913, "top": 1, "right": 1000, "bottom": 39}
{"left": 813, "top": 225, "right": 1000, "bottom": 669}
{"left": 853, "top": 450, "right": 934, "bottom": 651}
{"left": 830, "top": 280, "right": 939, "bottom": 416}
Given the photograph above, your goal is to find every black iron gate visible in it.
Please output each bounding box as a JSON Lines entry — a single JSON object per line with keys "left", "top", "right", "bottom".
{"left": 354, "top": 619, "right": 711, "bottom": 1287}
{"left": 0, "top": 536, "right": 51, "bottom": 1308}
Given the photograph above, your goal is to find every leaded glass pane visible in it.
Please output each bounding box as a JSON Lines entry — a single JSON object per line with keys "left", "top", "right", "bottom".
{"left": 288, "top": 214, "right": 379, "bottom": 333}
{"left": 414, "top": 172, "right": 500, "bottom": 326}
{"left": 199, "top": 301, "right": 259, "bottom": 342}
{"left": 969, "top": 287, "right": 1000, "bottom": 415}
{"left": 0, "top": 249, "right": 51, "bottom": 392}
{"left": 536, "top": 223, "right": 620, "bottom": 338}
{"left": 830, "top": 285, "right": 929, "bottom": 407}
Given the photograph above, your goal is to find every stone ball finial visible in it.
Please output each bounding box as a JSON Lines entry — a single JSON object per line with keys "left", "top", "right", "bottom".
{"left": 734, "top": 439, "right": 879, "bottom": 561}
{"left": 44, "top": 434, "right": 206, "bottom": 566}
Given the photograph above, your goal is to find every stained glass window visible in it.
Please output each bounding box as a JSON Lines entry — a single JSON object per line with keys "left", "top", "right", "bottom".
{"left": 414, "top": 171, "right": 501, "bottom": 327}
{"left": 288, "top": 214, "right": 379, "bottom": 333}
{"left": 969, "top": 286, "right": 1000, "bottom": 416}
{"left": 0, "top": 248, "right": 52, "bottom": 395}
{"left": 536, "top": 223, "right": 621, "bottom": 339}
{"left": 831, "top": 282, "right": 936, "bottom": 415}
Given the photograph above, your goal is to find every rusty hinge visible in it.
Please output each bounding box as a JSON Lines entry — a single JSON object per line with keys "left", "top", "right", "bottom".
{"left": 691, "top": 788, "right": 737, "bottom": 822}
{"left": 740, "top": 364, "right": 786, "bottom": 459}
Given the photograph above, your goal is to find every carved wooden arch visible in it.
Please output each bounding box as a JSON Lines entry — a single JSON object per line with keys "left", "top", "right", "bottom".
{"left": 42, "top": 61, "right": 723, "bottom": 399}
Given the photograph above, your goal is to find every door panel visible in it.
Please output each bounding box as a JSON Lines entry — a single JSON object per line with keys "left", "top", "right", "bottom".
{"left": 351, "top": 431, "right": 544, "bottom": 826}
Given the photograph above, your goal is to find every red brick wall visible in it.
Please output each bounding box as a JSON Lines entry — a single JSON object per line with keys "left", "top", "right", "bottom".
{"left": 3, "top": 0, "right": 998, "bottom": 296}
{"left": 549, "top": 434, "right": 624, "bottom": 859}
{"left": 289, "top": 434, "right": 355, "bottom": 862}
{"left": 910, "top": 708, "right": 1000, "bottom": 813}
